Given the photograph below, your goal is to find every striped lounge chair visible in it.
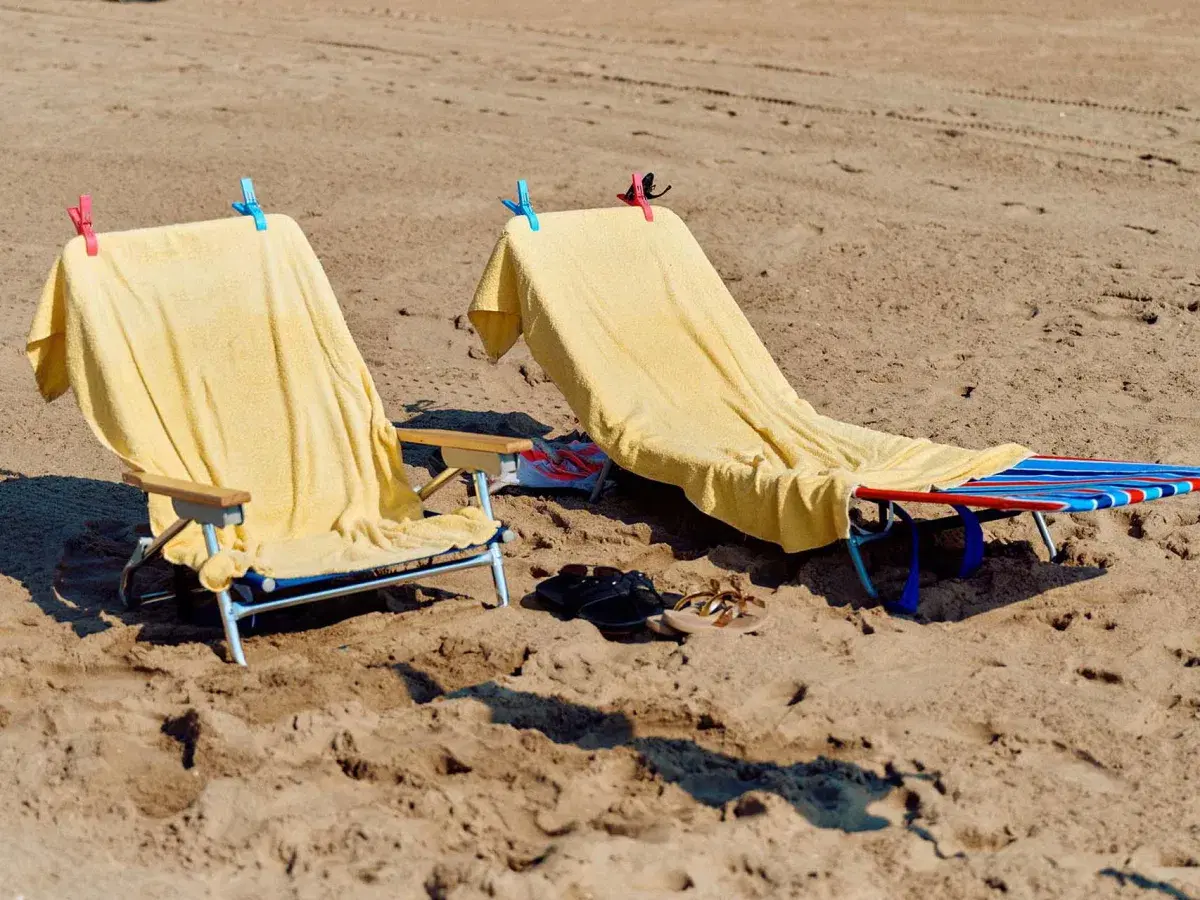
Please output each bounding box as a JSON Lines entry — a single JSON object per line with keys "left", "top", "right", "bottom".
{"left": 852, "top": 457, "right": 1200, "bottom": 612}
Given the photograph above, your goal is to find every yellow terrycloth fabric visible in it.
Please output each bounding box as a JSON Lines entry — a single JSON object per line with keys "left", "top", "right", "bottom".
{"left": 469, "top": 206, "right": 1032, "bottom": 553}
{"left": 29, "top": 214, "right": 499, "bottom": 591}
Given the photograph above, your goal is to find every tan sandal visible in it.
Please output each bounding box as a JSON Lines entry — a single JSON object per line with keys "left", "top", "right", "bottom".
{"left": 646, "top": 613, "right": 682, "bottom": 636}
{"left": 660, "top": 577, "right": 769, "bottom": 635}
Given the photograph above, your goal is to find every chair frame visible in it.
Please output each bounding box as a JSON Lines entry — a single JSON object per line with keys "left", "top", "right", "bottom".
{"left": 845, "top": 500, "right": 1058, "bottom": 602}
{"left": 119, "top": 429, "right": 531, "bottom": 665}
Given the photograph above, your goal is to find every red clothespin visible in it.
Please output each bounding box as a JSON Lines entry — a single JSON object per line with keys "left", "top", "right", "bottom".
{"left": 67, "top": 195, "right": 98, "bottom": 256}
{"left": 617, "top": 171, "right": 653, "bottom": 222}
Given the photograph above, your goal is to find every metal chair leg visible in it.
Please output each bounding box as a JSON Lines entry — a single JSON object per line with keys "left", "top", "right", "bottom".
{"left": 119, "top": 537, "right": 152, "bottom": 609}
{"left": 488, "top": 542, "right": 510, "bottom": 607}
{"left": 1031, "top": 511, "right": 1057, "bottom": 561}
{"left": 119, "top": 517, "right": 191, "bottom": 608}
{"left": 472, "top": 470, "right": 495, "bottom": 520}
{"left": 473, "top": 470, "right": 511, "bottom": 608}
{"left": 589, "top": 458, "right": 614, "bottom": 503}
{"left": 844, "top": 500, "right": 901, "bottom": 602}
{"left": 202, "top": 522, "right": 247, "bottom": 666}
{"left": 215, "top": 587, "right": 247, "bottom": 666}
{"left": 418, "top": 466, "right": 463, "bottom": 500}
{"left": 846, "top": 530, "right": 881, "bottom": 600}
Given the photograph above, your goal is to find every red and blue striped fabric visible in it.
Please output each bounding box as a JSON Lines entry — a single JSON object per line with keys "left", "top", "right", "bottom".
{"left": 855, "top": 456, "right": 1200, "bottom": 513}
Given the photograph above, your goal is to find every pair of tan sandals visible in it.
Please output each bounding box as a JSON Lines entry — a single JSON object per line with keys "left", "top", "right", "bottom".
{"left": 647, "top": 576, "right": 769, "bottom": 637}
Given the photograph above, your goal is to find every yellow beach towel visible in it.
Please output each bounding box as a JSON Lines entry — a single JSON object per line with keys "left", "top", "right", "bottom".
{"left": 469, "top": 206, "right": 1031, "bottom": 553}
{"left": 28, "top": 214, "right": 498, "bottom": 591}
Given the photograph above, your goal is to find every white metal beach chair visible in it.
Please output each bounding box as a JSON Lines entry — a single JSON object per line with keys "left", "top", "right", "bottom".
{"left": 28, "top": 186, "right": 530, "bottom": 664}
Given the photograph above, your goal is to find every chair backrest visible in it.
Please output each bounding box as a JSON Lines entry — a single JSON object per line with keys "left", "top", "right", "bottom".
{"left": 470, "top": 206, "right": 808, "bottom": 463}
{"left": 30, "top": 214, "right": 419, "bottom": 539}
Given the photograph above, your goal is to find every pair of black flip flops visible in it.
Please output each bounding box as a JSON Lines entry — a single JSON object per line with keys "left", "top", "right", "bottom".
{"left": 534, "top": 565, "right": 664, "bottom": 632}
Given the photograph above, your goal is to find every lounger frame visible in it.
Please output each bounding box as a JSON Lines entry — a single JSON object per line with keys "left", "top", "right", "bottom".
{"left": 585, "top": 460, "right": 1064, "bottom": 605}
{"left": 846, "top": 500, "right": 1057, "bottom": 602}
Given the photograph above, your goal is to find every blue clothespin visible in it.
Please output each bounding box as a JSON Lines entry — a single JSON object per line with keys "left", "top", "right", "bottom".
{"left": 232, "top": 177, "right": 267, "bottom": 231}
{"left": 500, "top": 179, "right": 539, "bottom": 231}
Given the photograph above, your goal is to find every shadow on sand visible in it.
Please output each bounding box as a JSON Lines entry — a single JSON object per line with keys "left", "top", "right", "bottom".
{"left": 1098, "top": 869, "right": 1196, "bottom": 900}
{"left": 0, "top": 469, "right": 144, "bottom": 637}
{"left": 392, "top": 662, "right": 903, "bottom": 833}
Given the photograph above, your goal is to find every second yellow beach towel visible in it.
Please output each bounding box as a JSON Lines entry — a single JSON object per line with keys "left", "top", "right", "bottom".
{"left": 469, "top": 206, "right": 1030, "bottom": 553}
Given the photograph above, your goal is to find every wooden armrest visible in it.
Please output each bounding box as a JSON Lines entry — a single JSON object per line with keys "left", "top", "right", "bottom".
{"left": 123, "top": 472, "right": 251, "bottom": 508}
{"left": 395, "top": 428, "right": 533, "bottom": 455}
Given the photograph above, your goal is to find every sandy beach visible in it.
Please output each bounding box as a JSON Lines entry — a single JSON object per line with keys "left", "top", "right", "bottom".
{"left": 1, "top": 0, "right": 1199, "bottom": 896}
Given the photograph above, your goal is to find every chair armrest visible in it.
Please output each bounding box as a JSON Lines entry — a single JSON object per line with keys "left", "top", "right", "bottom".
{"left": 395, "top": 428, "right": 533, "bottom": 455}
{"left": 123, "top": 472, "right": 251, "bottom": 508}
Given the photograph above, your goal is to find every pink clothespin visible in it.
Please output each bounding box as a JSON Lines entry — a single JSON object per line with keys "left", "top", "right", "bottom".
{"left": 67, "top": 195, "right": 98, "bottom": 256}
{"left": 617, "top": 172, "right": 653, "bottom": 221}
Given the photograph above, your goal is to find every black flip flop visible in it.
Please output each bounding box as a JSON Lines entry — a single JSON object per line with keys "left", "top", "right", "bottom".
{"left": 535, "top": 565, "right": 664, "bottom": 632}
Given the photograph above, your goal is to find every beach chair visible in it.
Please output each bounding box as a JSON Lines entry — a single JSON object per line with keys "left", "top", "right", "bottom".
{"left": 27, "top": 187, "right": 530, "bottom": 664}
{"left": 468, "top": 181, "right": 1200, "bottom": 612}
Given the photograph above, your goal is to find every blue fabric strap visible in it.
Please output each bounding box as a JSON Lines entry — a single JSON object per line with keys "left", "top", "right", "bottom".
{"left": 953, "top": 504, "right": 985, "bottom": 578}
{"left": 886, "top": 505, "right": 921, "bottom": 615}
{"left": 882, "top": 504, "right": 985, "bottom": 616}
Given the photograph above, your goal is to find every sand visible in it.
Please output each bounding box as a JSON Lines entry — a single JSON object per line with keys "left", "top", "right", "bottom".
{"left": 2, "top": 0, "right": 1200, "bottom": 897}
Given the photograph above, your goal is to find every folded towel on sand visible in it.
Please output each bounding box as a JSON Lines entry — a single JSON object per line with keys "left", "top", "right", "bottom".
{"left": 28, "top": 214, "right": 498, "bottom": 591}
{"left": 469, "top": 206, "right": 1030, "bottom": 553}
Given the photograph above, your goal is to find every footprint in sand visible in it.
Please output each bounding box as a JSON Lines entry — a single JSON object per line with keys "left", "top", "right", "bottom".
{"left": 1001, "top": 201, "right": 1047, "bottom": 216}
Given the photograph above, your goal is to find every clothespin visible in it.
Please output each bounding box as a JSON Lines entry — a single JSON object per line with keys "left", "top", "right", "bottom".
{"left": 67, "top": 195, "right": 98, "bottom": 256}
{"left": 617, "top": 172, "right": 671, "bottom": 222}
{"left": 618, "top": 172, "right": 652, "bottom": 221}
{"left": 500, "top": 179, "right": 539, "bottom": 231}
{"left": 232, "top": 177, "right": 267, "bottom": 231}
